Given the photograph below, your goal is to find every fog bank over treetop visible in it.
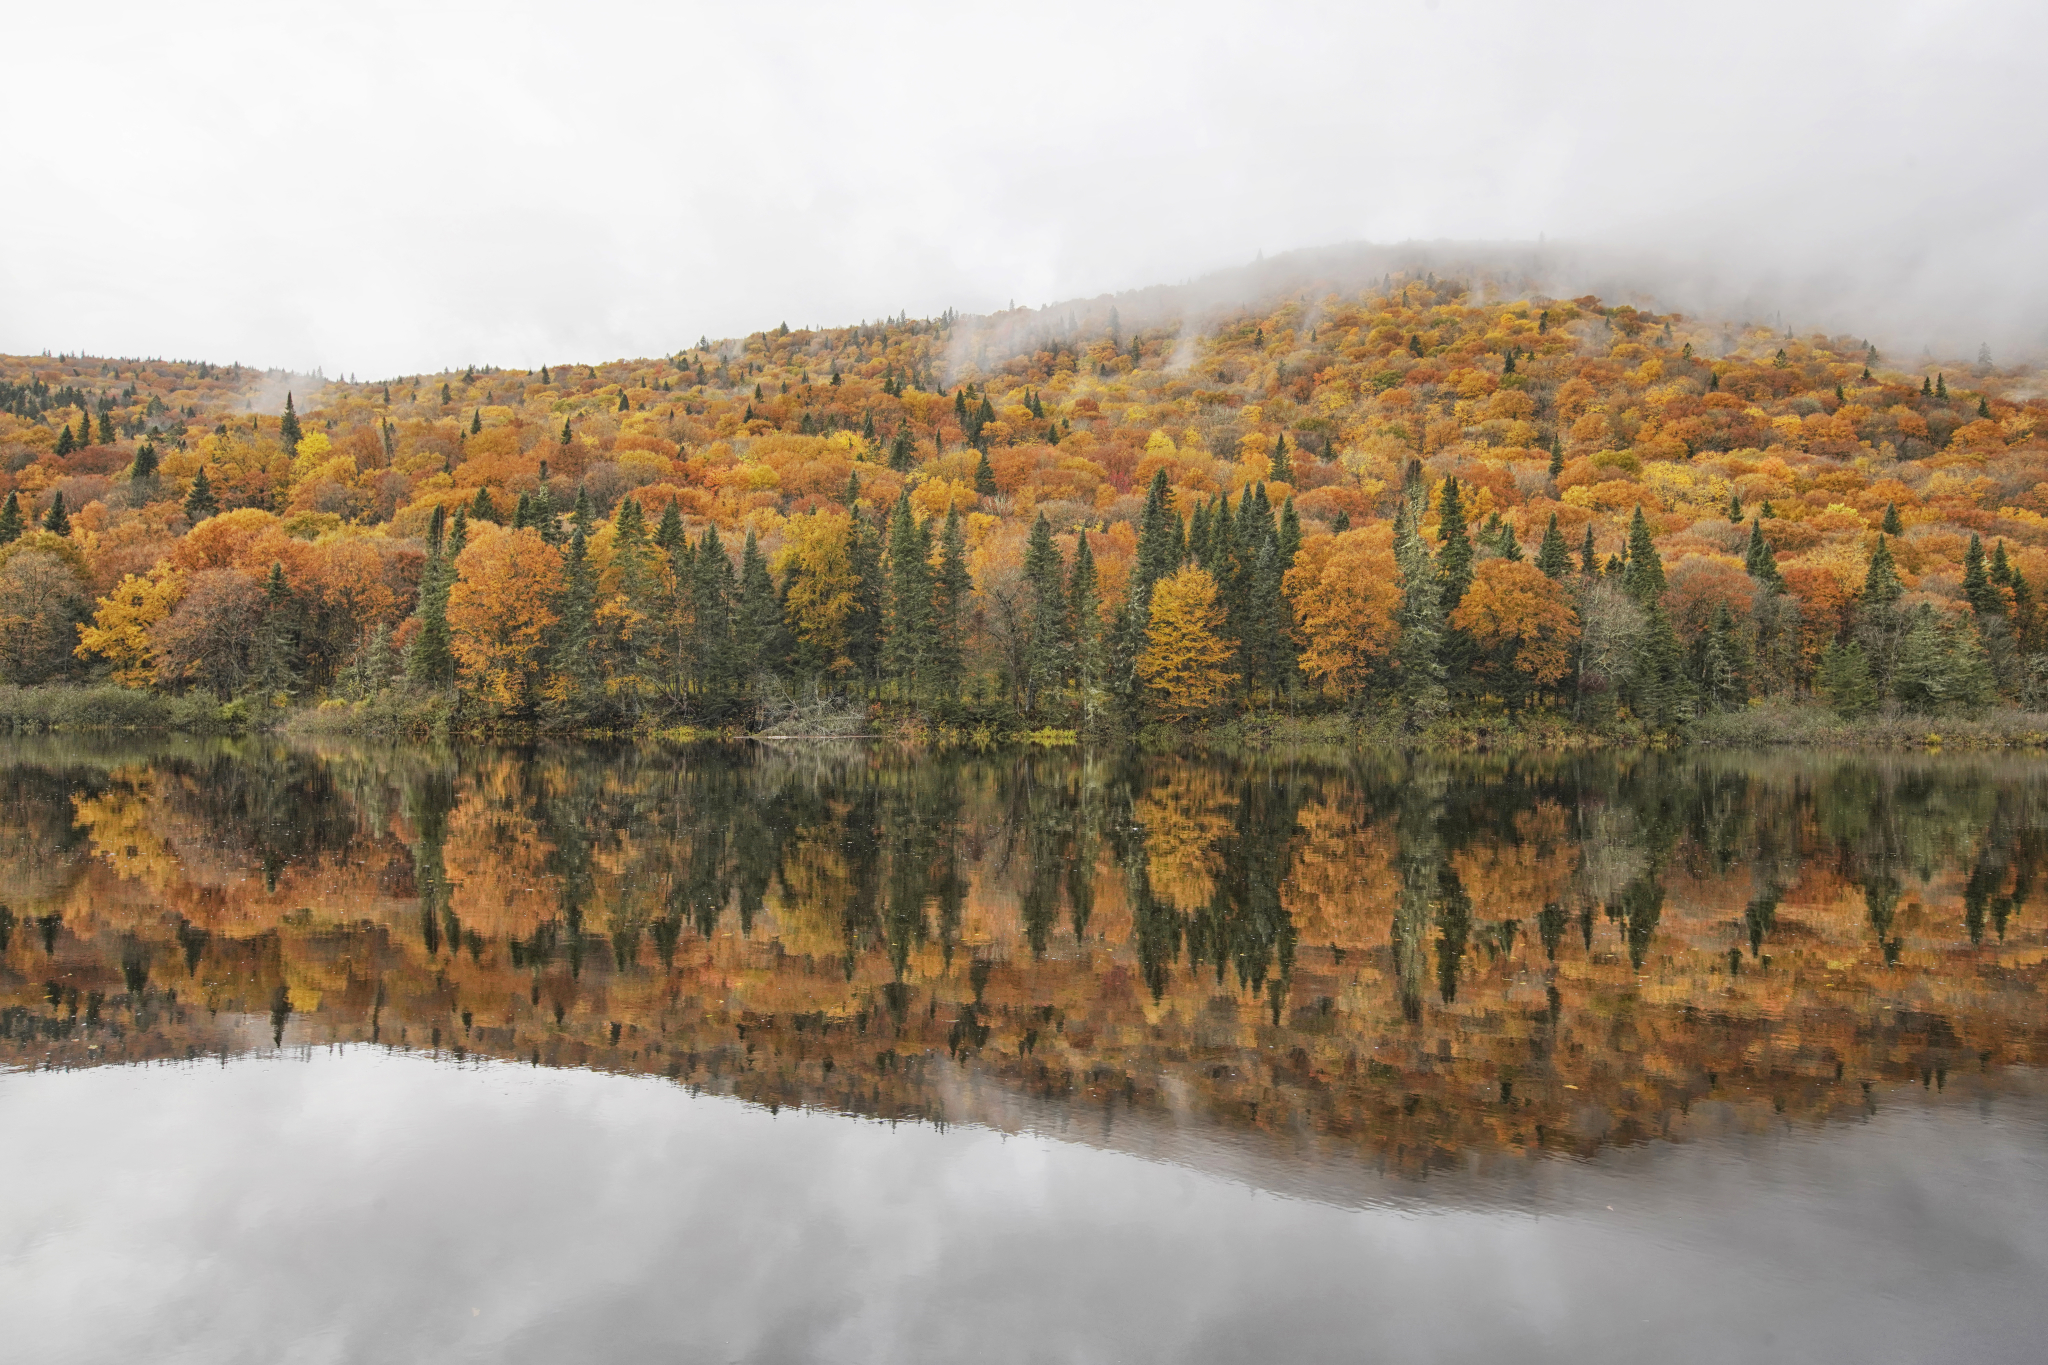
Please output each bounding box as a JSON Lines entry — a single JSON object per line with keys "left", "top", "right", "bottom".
{"left": 1, "top": 0, "right": 2040, "bottom": 374}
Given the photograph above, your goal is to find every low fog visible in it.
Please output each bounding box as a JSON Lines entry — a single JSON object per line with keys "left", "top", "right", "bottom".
{"left": 2, "top": 0, "right": 2041, "bottom": 375}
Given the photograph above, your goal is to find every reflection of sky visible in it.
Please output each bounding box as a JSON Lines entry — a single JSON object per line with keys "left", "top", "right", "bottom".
{"left": 4, "top": 1053, "right": 2045, "bottom": 1364}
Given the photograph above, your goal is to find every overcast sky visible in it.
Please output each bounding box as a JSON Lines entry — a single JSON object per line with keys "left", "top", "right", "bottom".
{"left": 3, "top": 0, "right": 2042, "bottom": 377}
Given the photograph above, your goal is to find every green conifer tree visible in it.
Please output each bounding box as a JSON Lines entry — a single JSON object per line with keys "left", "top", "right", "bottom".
{"left": 733, "top": 529, "right": 779, "bottom": 687}
{"left": 1069, "top": 530, "right": 1103, "bottom": 713}
{"left": 131, "top": 439, "right": 160, "bottom": 483}
{"left": 1622, "top": 505, "right": 1665, "bottom": 604}
{"left": 550, "top": 526, "right": 602, "bottom": 719}
{"left": 1536, "top": 514, "right": 1571, "bottom": 579}
{"left": 1727, "top": 490, "right": 1743, "bottom": 523}
{"left": 1882, "top": 501, "right": 1903, "bottom": 535}
{"left": 1580, "top": 525, "right": 1598, "bottom": 576}
{"left": 1392, "top": 497, "right": 1448, "bottom": 725}
{"left": 1022, "top": 513, "right": 1070, "bottom": 716}
{"left": 692, "top": 526, "right": 737, "bottom": 700}
{"left": 280, "top": 393, "right": 302, "bottom": 450}
{"left": 1818, "top": 640, "right": 1876, "bottom": 717}
{"left": 883, "top": 496, "right": 936, "bottom": 702}
{"left": 249, "top": 562, "right": 301, "bottom": 703}
{"left": 41, "top": 491, "right": 69, "bottom": 536}
{"left": 1435, "top": 477, "right": 1474, "bottom": 612}
{"left": 934, "top": 507, "right": 971, "bottom": 701}
{"left": 470, "top": 486, "right": 497, "bottom": 523}
{"left": 974, "top": 450, "right": 999, "bottom": 497}
{"left": 0, "top": 492, "right": 21, "bottom": 544}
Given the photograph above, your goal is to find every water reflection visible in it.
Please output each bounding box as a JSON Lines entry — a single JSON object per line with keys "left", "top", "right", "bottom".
{"left": 2, "top": 738, "right": 2043, "bottom": 1177}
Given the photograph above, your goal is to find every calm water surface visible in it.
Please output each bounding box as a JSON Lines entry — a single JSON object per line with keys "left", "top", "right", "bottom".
{"left": 2, "top": 740, "right": 2044, "bottom": 1363}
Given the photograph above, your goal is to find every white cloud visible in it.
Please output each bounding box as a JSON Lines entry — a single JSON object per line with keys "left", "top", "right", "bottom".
{"left": 1, "top": 0, "right": 2042, "bottom": 374}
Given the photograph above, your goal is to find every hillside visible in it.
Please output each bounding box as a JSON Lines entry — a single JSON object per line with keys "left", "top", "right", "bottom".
{"left": 1, "top": 270, "right": 2043, "bottom": 731}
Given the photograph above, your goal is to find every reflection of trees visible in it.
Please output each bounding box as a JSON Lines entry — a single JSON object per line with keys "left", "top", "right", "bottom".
{"left": 5, "top": 742, "right": 2048, "bottom": 1171}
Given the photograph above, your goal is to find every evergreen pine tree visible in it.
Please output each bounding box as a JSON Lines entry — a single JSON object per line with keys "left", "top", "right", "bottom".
{"left": 1536, "top": 513, "right": 1571, "bottom": 579}
{"left": 184, "top": 467, "right": 217, "bottom": 521}
{"left": 1278, "top": 497, "right": 1302, "bottom": 565}
{"left": 470, "top": 486, "right": 497, "bottom": 522}
{"left": 1936, "top": 373, "right": 1948, "bottom": 400}
{"left": 1580, "top": 525, "right": 1598, "bottom": 576}
{"left": 1963, "top": 532, "right": 2000, "bottom": 614}
{"left": 131, "top": 439, "right": 160, "bottom": 483}
{"left": 1069, "top": 530, "right": 1103, "bottom": 712}
{"left": 974, "top": 450, "right": 999, "bottom": 497}
{"left": 560, "top": 419, "right": 573, "bottom": 446}
{"left": 844, "top": 511, "right": 883, "bottom": 684}
{"left": 1435, "top": 477, "right": 1474, "bottom": 611}
{"left": 471, "top": 408, "right": 482, "bottom": 435}
{"left": 1022, "top": 513, "right": 1070, "bottom": 716}
{"left": 1549, "top": 435, "right": 1565, "bottom": 479}
{"left": 1622, "top": 505, "right": 1665, "bottom": 604}
{"left": 54, "top": 425, "right": 74, "bottom": 457}
{"left": 280, "top": 393, "right": 302, "bottom": 450}
{"left": 733, "top": 529, "right": 779, "bottom": 686}
{"left": 550, "top": 526, "right": 602, "bottom": 719}
{"left": 690, "top": 526, "right": 738, "bottom": 702}
{"left": 1882, "top": 501, "right": 1903, "bottom": 535}
{"left": 97, "top": 412, "right": 114, "bottom": 445}
{"left": 883, "top": 497, "right": 935, "bottom": 702}
{"left": 1392, "top": 497, "right": 1448, "bottom": 724}
{"left": 1330, "top": 509, "right": 1351, "bottom": 533}
{"left": 1727, "top": 490, "right": 1743, "bottom": 523}
{"left": 1864, "top": 536, "right": 1904, "bottom": 606}
{"left": 41, "top": 491, "right": 69, "bottom": 536}
{"left": 934, "top": 507, "right": 970, "bottom": 701}
{"left": 249, "top": 562, "right": 301, "bottom": 703}
{"left": 1818, "top": 640, "right": 1876, "bottom": 717}
{"left": 0, "top": 492, "right": 21, "bottom": 544}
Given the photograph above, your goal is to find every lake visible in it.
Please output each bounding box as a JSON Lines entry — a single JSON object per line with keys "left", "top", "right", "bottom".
{"left": 2, "top": 740, "right": 2045, "bottom": 1363}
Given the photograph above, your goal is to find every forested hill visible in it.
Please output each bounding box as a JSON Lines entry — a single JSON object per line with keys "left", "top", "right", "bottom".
{"left": 0, "top": 274, "right": 2043, "bottom": 731}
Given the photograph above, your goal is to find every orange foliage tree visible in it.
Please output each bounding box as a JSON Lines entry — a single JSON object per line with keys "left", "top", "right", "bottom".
{"left": 448, "top": 526, "right": 563, "bottom": 710}
{"left": 1449, "top": 560, "right": 1579, "bottom": 700}
{"left": 1284, "top": 527, "right": 1401, "bottom": 702}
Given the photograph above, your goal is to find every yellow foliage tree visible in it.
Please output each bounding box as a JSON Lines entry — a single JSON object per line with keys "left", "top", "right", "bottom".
{"left": 777, "top": 511, "right": 857, "bottom": 677}
{"left": 448, "top": 526, "right": 563, "bottom": 710}
{"left": 1284, "top": 527, "right": 1401, "bottom": 701}
{"left": 1138, "top": 565, "right": 1236, "bottom": 720}
{"left": 75, "top": 565, "right": 187, "bottom": 687}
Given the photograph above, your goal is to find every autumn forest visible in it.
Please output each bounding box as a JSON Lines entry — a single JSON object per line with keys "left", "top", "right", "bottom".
{"left": 2, "top": 274, "right": 2044, "bottom": 738}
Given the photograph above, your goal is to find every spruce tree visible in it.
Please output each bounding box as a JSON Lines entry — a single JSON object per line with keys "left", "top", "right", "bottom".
{"left": 883, "top": 496, "right": 935, "bottom": 701}
{"left": 733, "top": 529, "right": 779, "bottom": 685}
{"left": 280, "top": 393, "right": 302, "bottom": 450}
{"left": 1549, "top": 435, "right": 1565, "bottom": 479}
{"left": 41, "top": 491, "right": 69, "bottom": 536}
{"left": 692, "top": 526, "right": 737, "bottom": 699}
{"left": 1580, "top": 526, "right": 1598, "bottom": 576}
{"left": 470, "top": 486, "right": 497, "bottom": 523}
{"left": 1022, "top": 513, "right": 1070, "bottom": 716}
{"left": 551, "top": 526, "right": 602, "bottom": 720}
{"left": 844, "top": 510, "right": 883, "bottom": 683}
{"left": 1864, "top": 537, "right": 1904, "bottom": 606}
{"left": 1818, "top": 640, "right": 1876, "bottom": 717}
{"left": 1727, "top": 490, "right": 1742, "bottom": 523}
{"left": 1744, "top": 519, "right": 1784, "bottom": 591}
{"left": 54, "top": 426, "right": 74, "bottom": 457}
{"left": 130, "top": 439, "right": 159, "bottom": 483}
{"left": 1963, "top": 532, "right": 2000, "bottom": 614}
{"left": 1882, "top": 501, "right": 1903, "bottom": 535}
{"left": 560, "top": 419, "right": 573, "bottom": 446}
{"left": 1622, "top": 505, "right": 1665, "bottom": 604}
{"left": 1392, "top": 497, "right": 1447, "bottom": 724}
{"left": 0, "top": 492, "right": 21, "bottom": 544}
{"left": 1536, "top": 514, "right": 1571, "bottom": 579}
{"left": 1435, "top": 477, "right": 1474, "bottom": 611}
{"left": 974, "top": 450, "right": 999, "bottom": 497}
{"left": 471, "top": 408, "right": 482, "bottom": 435}
{"left": 934, "top": 507, "right": 970, "bottom": 701}
{"left": 249, "top": 562, "right": 301, "bottom": 702}
{"left": 1069, "top": 530, "right": 1103, "bottom": 711}
{"left": 97, "top": 412, "right": 114, "bottom": 445}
